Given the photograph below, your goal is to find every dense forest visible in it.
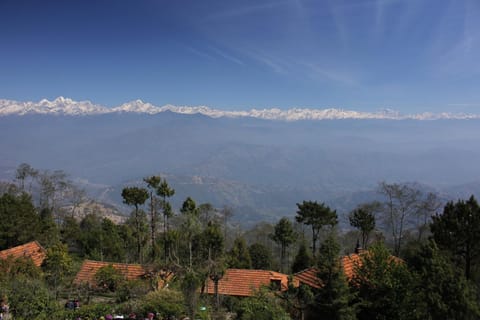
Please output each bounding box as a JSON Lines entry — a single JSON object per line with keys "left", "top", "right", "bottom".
{"left": 1, "top": 163, "right": 479, "bottom": 320}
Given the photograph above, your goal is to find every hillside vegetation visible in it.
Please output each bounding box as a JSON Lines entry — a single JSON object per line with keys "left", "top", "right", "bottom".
{"left": 1, "top": 163, "right": 480, "bottom": 319}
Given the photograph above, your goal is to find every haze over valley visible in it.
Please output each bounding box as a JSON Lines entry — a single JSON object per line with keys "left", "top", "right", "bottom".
{"left": 2, "top": 98, "right": 480, "bottom": 225}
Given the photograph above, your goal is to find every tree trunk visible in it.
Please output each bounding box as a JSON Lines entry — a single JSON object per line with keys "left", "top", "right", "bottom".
{"left": 135, "top": 205, "right": 142, "bottom": 263}
{"left": 150, "top": 192, "right": 156, "bottom": 261}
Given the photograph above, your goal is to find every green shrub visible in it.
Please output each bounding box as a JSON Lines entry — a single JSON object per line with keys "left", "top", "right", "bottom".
{"left": 94, "top": 265, "right": 124, "bottom": 292}
{"left": 115, "top": 279, "right": 149, "bottom": 303}
{"left": 3, "top": 277, "right": 60, "bottom": 320}
{"left": 237, "top": 290, "right": 290, "bottom": 320}
{"left": 140, "top": 289, "right": 185, "bottom": 318}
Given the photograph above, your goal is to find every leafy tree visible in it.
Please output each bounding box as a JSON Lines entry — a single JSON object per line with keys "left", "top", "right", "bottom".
{"left": 431, "top": 195, "right": 480, "bottom": 280}
{"left": 157, "top": 178, "right": 175, "bottom": 263}
{"left": 237, "top": 289, "right": 291, "bottom": 320}
{"left": 60, "top": 215, "right": 81, "bottom": 253}
{"left": 351, "top": 242, "right": 416, "bottom": 320}
{"left": 292, "top": 240, "right": 313, "bottom": 273}
{"left": 198, "top": 221, "right": 224, "bottom": 262}
{"left": 79, "top": 213, "right": 104, "bottom": 259}
{"left": 195, "top": 220, "right": 226, "bottom": 310}
{"left": 37, "top": 207, "right": 60, "bottom": 247}
{"left": 100, "top": 218, "right": 126, "bottom": 261}
{"left": 349, "top": 204, "right": 377, "bottom": 249}
{"left": 140, "top": 289, "right": 185, "bottom": 319}
{"left": 144, "top": 175, "right": 162, "bottom": 261}
{"left": 5, "top": 277, "right": 59, "bottom": 320}
{"left": 15, "top": 162, "right": 38, "bottom": 193}
{"left": 0, "top": 192, "right": 40, "bottom": 249}
{"left": 415, "top": 192, "right": 442, "bottom": 241}
{"left": 157, "top": 178, "right": 175, "bottom": 230}
{"left": 407, "top": 240, "right": 480, "bottom": 319}
{"left": 95, "top": 264, "right": 124, "bottom": 292}
{"left": 0, "top": 256, "right": 41, "bottom": 281}
{"left": 228, "top": 237, "right": 252, "bottom": 269}
{"left": 65, "top": 184, "right": 86, "bottom": 218}
{"left": 122, "top": 186, "right": 149, "bottom": 263}
{"left": 271, "top": 217, "right": 297, "bottom": 273}
{"left": 124, "top": 211, "right": 149, "bottom": 263}
{"left": 42, "top": 243, "right": 73, "bottom": 299}
{"left": 181, "top": 196, "right": 197, "bottom": 215}
{"left": 296, "top": 201, "right": 338, "bottom": 258}
{"left": 38, "top": 169, "right": 70, "bottom": 214}
{"left": 118, "top": 223, "right": 138, "bottom": 263}
{"left": 249, "top": 243, "right": 273, "bottom": 270}
{"left": 281, "top": 278, "right": 314, "bottom": 320}
{"left": 180, "top": 271, "right": 203, "bottom": 320}
{"left": 221, "top": 206, "right": 234, "bottom": 250}
{"left": 115, "top": 279, "right": 149, "bottom": 303}
{"left": 314, "top": 235, "right": 356, "bottom": 320}
{"left": 180, "top": 197, "right": 201, "bottom": 269}
{"left": 199, "top": 202, "right": 216, "bottom": 227}
{"left": 378, "top": 182, "right": 421, "bottom": 256}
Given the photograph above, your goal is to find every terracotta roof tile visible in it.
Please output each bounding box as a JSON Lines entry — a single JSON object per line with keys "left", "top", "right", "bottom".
{"left": 0, "top": 241, "right": 46, "bottom": 267}
{"left": 341, "top": 253, "right": 363, "bottom": 280}
{"left": 206, "top": 251, "right": 402, "bottom": 297}
{"left": 294, "top": 267, "right": 322, "bottom": 289}
{"left": 74, "top": 260, "right": 147, "bottom": 286}
{"left": 205, "top": 269, "right": 292, "bottom": 297}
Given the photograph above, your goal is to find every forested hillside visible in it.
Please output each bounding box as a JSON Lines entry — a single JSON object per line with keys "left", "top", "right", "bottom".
{"left": 1, "top": 163, "right": 479, "bottom": 319}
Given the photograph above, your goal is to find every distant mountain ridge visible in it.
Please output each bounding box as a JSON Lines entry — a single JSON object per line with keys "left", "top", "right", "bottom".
{"left": 1, "top": 97, "right": 479, "bottom": 121}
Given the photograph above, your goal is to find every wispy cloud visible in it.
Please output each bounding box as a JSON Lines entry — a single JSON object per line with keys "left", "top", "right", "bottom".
{"left": 186, "top": 45, "right": 245, "bottom": 66}
{"left": 327, "top": 0, "right": 349, "bottom": 49}
{"left": 208, "top": 46, "right": 245, "bottom": 66}
{"left": 242, "top": 50, "right": 290, "bottom": 74}
{"left": 430, "top": 0, "right": 480, "bottom": 76}
{"left": 300, "top": 62, "right": 358, "bottom": 87}
{"left": 186, "top": 46, "right": 215, "bottom": 61}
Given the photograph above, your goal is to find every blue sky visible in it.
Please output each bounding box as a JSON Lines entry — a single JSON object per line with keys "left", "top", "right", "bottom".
{"left": 0, "top": 0, "right": 479, "bottom": 113}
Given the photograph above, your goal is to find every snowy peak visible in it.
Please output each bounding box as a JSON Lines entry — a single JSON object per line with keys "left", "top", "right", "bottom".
{"left": 112, "top": 100, "right": 161, "bottom": 114}
{"left": 0, "top": 97, "right": 108, "bottom": 116}
{"left": 0, "top": 97, "right": 479, "bottom": 120}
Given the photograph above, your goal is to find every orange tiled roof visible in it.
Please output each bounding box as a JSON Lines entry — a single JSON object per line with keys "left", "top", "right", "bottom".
{"left": 205, "top": 251, "right": 401, "bottom": 297}
{"left": 74, "top": 260, "right": 147, "bottom": 285}
{"left": 341, "top": 253, "right": 363, "bottom": 280}
{"left": 0, "top": 241, "right": 46, "bottom": 267}
{"left": 294, "top": 267, "right": 322, "bottom": 289}
{"left": 205, "top": 269, "right": 293, "bottom": 297}
{"left": 341, "top": 251, "right": 403, "bottom": 280}
{"left": 294, "top": 251, "right": 390, "bottom": 288}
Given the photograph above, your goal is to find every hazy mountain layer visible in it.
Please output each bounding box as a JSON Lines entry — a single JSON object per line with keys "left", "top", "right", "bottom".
{"left": 1, "top": 112, "right": 479, "bottom": 224}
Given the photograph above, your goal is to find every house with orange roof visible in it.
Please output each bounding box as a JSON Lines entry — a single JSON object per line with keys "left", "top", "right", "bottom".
{"left": 0, "top": 241, "right": 46, "bottom": 267}
{"left": 73, "top": 259, "right": 174, "bottom": 289}
{"left": 204, "top": 268, "right": 294, "bottom": 297}
{"left": 293, "top": 252, "right": 374, "bottom": 287}
{"left": 74, "top": 260, "right": 147, "bottom": 286}
{"left": 296, "top": 248, "right": 403, "bottom": 287}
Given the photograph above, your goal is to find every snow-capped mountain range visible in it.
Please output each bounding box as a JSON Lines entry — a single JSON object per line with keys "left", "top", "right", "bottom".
{"left": 0, "top": 96, "right": 479, "bottom": 120}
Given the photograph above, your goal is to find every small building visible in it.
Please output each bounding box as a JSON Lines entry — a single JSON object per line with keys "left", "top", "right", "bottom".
{"left": 0, "top": 241, "right": 46, "bottom": 267}
{"left": 73, "top": 259, "right": 174, "bottom": 289}
{"left": 74, "top": 260, "right": 147, "bottom": 286}
{"left": 204, "top": 268, "right": 294, "bottom": 297}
